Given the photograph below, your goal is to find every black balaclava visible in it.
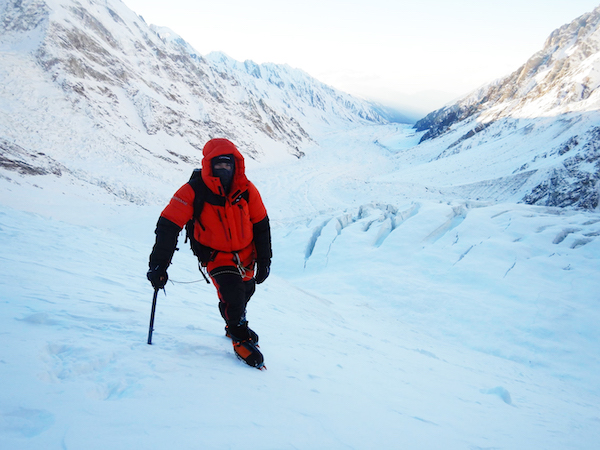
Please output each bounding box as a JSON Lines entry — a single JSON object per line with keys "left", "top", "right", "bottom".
{"left": 211, "top": 154, "right": 235, "bottom": 194}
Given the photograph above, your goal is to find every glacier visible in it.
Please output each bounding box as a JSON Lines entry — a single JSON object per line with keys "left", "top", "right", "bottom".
{"left": 1, "top": 124, "right": 600, "bottom": 449}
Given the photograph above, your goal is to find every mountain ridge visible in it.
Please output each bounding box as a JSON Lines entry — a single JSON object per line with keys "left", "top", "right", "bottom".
{"left": 415, "top": 5, "right": 600, "bottom": 138}
{"left": 0, "top": 0, "right": 397, "bottom": 203}
{"left": 412, "top": 5, "right": 600, "bottom": 210}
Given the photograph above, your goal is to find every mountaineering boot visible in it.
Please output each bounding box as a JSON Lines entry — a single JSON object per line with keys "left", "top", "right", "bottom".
{"left": 228, "top": 324, "right": 264, "bottom": 369}
{"left": 232, "top": 340, "right": 264, "bottom": 369}
{"left": 225, "top": 321, "right": 259, "bottom": 343}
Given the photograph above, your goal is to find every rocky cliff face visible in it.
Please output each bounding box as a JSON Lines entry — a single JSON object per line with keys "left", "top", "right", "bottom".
{"left": 413, "top": 6, "right": 600, "bottom": 209}
{"left": 0, "top": 0, "right": 389, "bottom": 202}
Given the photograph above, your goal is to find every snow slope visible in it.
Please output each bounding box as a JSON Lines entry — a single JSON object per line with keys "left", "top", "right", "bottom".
{"left": 1, "top": 124, "right": 599, "bottom": 449}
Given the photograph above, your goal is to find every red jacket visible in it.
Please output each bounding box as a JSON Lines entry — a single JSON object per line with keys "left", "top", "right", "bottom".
{"left": 153, "top": 139, "right": 269, "bottom": 275}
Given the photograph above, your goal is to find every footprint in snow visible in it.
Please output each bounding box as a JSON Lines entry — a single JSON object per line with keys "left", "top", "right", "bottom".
{"left": 481, "top": 386, "right": 512, "bottom": 405}
{"left": 0, "top": 407, "right": 55, "bottom": 438}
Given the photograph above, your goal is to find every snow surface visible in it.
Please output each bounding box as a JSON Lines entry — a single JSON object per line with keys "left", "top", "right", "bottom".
{"left": 1, "top": 124, "right": 600, "bottom": 449}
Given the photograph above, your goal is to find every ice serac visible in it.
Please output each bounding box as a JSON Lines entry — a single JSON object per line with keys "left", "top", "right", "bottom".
{"left": 414, "top": 6, "right": 600, "bottom": 209}
{"left": 0, "top": 0, "right": 388, "bottom": 197}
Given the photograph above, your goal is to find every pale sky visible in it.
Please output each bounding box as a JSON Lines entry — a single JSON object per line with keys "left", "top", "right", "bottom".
{"left": 122, "top": 0, "right": 600, "bottom": 114}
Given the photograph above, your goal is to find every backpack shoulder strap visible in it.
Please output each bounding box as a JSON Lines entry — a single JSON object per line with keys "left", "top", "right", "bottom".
{"left": 188, "top": 169, "right": 228, "bottom": 220}
{"left": 188, "top": 171, "right": 208, "bottom": 219}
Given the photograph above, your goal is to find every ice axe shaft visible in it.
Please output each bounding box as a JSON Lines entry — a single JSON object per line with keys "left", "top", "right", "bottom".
{"left": 147, "top": 288, "right": 159, "bottom": 345}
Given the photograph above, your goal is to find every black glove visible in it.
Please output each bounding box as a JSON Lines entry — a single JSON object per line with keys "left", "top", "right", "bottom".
{"left": 254, "top": 261, "right": 270, "bottom": 284}
{"left": 147, "top": 265, "right": 168, "bottom": 289}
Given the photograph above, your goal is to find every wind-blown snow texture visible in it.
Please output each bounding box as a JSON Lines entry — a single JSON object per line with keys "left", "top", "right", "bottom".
{"left": 2, "top": 124, "right": 600, "bottom": 449}
{"left": 1, "top": 0, "right": 600, "bottom": 449}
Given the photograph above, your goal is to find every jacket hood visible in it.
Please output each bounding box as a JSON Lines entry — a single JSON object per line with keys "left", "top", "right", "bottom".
{"left": 201, "top": 138, "right": 248, "bottom": 196}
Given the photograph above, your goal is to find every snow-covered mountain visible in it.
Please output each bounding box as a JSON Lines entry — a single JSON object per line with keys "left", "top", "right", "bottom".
{"left": 0, "top": 0, "right": 391, "bottom": 203}
{"left": 1, "top": 2, "right": 600, "bottom": 448}
{"left": 414, "top": 6, "right": 600, "bottom": 210}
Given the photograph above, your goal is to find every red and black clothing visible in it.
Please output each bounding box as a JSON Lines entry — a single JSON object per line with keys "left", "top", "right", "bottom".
{"left": 149, "top": 139, "right": 271, "bottom": 328}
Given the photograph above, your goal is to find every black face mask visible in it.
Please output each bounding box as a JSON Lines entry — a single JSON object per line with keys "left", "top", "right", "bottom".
{"left": 213, "top": 165, "right": 234, "bottom": 194}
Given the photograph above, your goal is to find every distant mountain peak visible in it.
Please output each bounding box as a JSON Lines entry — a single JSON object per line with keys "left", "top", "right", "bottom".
{"left": 416, "top": 5, "right": 600, "bottom": 140}
{"left": 413, "top": 6, "right": 600, "bottom": 210}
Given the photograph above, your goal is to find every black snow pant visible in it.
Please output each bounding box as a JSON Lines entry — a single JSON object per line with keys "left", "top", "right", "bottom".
{"left": 210, "top": 269, "right": 256, "bottom": 327}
